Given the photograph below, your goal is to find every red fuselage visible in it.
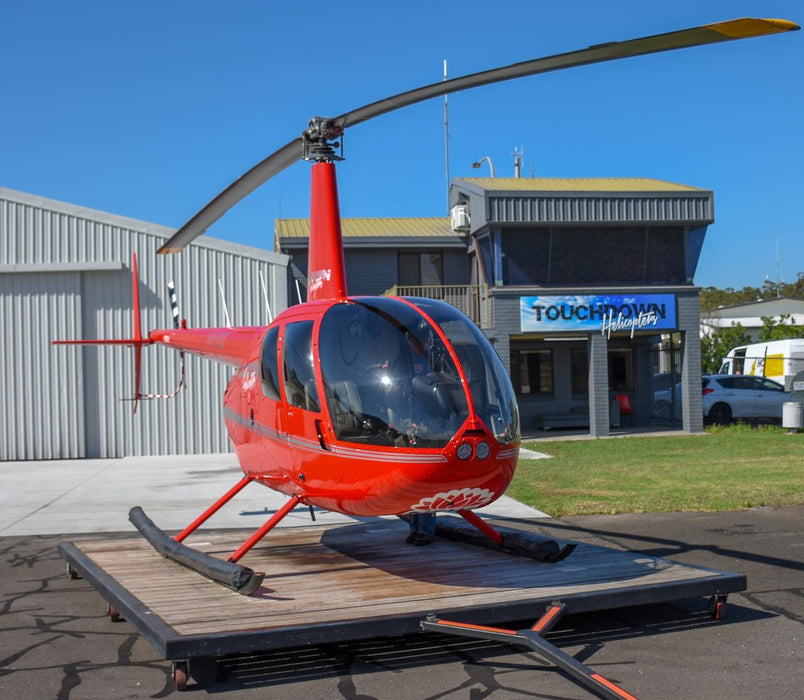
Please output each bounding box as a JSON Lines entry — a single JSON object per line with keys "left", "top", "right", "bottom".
{"left": 217, "top": 295, "right": 520, "bottom": 517}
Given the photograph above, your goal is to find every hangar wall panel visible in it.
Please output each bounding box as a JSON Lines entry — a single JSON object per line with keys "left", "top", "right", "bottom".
{"left": 1, "top": 188, "right": 289, "bottom": 460}
{"left": 0, "top": 271, "right": 84, "bottom": 459}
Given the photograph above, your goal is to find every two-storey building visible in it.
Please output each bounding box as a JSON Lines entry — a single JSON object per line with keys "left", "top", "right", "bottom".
{"left": 276, "top": 177, "right": 712, "bottom": 436}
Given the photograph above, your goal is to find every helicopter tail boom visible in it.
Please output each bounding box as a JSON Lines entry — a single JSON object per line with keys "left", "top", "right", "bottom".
{"left": 148, "top": 326, "right": 265, "bottom": 366}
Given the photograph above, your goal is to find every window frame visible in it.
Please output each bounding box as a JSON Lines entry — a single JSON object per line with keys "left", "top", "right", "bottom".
{"left": 397, "top": 251, "right": 444, "bottom": 286}
{"left": 511, "top": 346, "right": 554, "bottom": 396}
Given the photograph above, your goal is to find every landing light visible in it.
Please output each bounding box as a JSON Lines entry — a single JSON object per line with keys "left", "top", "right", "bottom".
{"left": 456, "top": 443, "right": 473, "bottom": 461}
{"left": 476, "top": 442, "right": 490, "bottom": 460}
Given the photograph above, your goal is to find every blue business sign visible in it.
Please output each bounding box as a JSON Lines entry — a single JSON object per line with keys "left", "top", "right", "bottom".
{"left": 520, "top": 294, "right": 677, "bottom": 337}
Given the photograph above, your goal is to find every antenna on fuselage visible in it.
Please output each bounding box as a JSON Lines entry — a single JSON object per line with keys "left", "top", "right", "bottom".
{"left": 259, "top": 270, "right": 274, "bottom": 323}
{"left": 217, "top": 278, "right": 232, "bottom": 327}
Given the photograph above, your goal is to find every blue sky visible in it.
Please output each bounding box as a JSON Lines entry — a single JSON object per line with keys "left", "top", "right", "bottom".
{"left": 2, "top": 1, "right": 801, "bottom": 290}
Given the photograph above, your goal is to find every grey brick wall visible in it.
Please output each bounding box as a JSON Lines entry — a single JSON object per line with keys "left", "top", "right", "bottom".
{"left": 677, "top": 291, "right": 704, "bottom": 432}
{"left": 345, "top": 250, "right": 399, "bottom": 296}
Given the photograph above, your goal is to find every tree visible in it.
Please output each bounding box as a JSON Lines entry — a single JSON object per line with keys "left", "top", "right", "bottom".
{"left": 699, "top": 272, "right": 804, "bottom": 312}
{"left": 757, "top": 315, "right": 804, "bottom": 342}
{"left": 700, "top": 323, "right": 752, "bottom": 374}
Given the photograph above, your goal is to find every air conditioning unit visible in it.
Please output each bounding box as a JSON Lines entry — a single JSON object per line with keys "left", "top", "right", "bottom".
{"left": 451, "top": 204, "right": 470, "bottom": 231}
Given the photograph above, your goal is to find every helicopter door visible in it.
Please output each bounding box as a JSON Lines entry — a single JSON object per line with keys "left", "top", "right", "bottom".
{"left": 280, "top": 320, "right": 326, "bottom": 465}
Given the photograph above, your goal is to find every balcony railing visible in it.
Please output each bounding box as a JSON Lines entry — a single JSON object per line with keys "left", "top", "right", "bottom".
{"left": 383, "top": 284, "right": 493, "bottom": 328}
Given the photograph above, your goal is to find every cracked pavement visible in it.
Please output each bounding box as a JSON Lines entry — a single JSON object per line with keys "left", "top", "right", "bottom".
{"left": 1, "top": 506, "right": 802, "bottom": 698}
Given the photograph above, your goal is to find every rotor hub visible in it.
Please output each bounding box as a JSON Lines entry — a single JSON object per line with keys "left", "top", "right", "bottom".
{"left": 303, "top": 117, "right": 344, "bottom": 162}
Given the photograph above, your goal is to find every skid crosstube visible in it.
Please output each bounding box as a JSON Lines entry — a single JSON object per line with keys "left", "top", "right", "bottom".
{"left": 422, "top": 604, "right": 638, "bottom": 700}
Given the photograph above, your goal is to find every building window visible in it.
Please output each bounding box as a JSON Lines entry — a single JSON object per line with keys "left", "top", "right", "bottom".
{"left": 398, "top": 252, "right": 443, "bottom": 286}
{"left": 511, "top": 348, "right": 554, "bottom": 395}
{"left": 570, "top": 347, "right": 588, "bottom": 394}
{"left": 608, "top": 347, "right": 635, "bottom": 391}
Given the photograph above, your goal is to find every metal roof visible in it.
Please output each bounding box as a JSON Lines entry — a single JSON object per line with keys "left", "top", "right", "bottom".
{"left": 455, "top": 177, "right": 704, "bottom": 193}
{"left": 0, "top": 187, "right": 287, "bottom": 265}
{"left": 451, "top": 177, "right": 713, "bottom": 229}
{"left": 276, "top": 217, "right": 454, "bottom": 241}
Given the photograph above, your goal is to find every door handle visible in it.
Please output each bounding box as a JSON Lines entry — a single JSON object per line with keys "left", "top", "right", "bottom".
{"left": 315, "top": 419, "right": 329, "bottom": 451}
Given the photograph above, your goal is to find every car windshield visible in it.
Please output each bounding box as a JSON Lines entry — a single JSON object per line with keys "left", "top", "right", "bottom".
{"left": 318, "top": 298, "right": 468, "bottom": 448}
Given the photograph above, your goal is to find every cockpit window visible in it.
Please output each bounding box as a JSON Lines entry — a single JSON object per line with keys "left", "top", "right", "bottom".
{"left": 407, "top": 298, "right": 520, "bottom": 445}
{"left": 260, "top": 326, "right": 281, "bottom": 401}
{"left": 283, "top": 321, "right": 320, "bottom": 411}
{"left": 319, "top": 298, "right": 468, "bottom": 448}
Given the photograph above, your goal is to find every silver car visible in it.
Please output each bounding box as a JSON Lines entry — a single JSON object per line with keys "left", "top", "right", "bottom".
{"left": 702, "top": 374, "right": 789, "bottom": 424}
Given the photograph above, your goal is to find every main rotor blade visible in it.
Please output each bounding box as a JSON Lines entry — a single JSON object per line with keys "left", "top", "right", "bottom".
{"left": 159, "top": 17, "right": 798, "bottom": 254}
{"left": 334, "top": 18, "right": 798, "bottom": 130}
{"left": 158, "top": 137, "right": 303, "bottom": 253}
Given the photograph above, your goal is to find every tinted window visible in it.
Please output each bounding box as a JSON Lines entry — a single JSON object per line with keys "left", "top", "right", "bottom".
{"left": 283, "top": 321, "right": 319, "bottom": 411}
{"left": 759, "top": 378, "right": 784, "bottom": 392}
{"left": 733, "top": 377, "right": 758, "bottom": 390}
{"left": 260, "top": 327, "right": 280, "bottom": 401}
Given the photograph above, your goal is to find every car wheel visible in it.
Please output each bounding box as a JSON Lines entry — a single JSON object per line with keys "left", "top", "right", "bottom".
{"left": 708, "top": 402, "right": 732, "bottom": 425}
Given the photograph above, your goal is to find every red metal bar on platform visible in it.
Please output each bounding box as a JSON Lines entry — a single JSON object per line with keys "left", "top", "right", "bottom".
{"left": 531, "top": 603, "right": 566, "bottom": 635}
{"left": 175, "top": 476, "right": 254, "bottom": 543}
{"left": 228, "top": 495, "right": 302, "bottom": 563}
{"left": 457, "top": 508, "right": 504, "bottom": 544}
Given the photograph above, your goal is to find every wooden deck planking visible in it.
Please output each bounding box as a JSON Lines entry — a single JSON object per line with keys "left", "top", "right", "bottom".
{"left": 73, "top": 519, "right": 733, "bottom": 639}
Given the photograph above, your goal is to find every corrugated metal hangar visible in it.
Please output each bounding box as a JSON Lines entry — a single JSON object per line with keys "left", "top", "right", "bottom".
{"left": 0, "top": 187, "right": 289, "bottom": 460}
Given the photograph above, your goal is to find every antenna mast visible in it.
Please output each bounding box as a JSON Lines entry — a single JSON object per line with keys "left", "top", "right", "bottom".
{"left": 513, "top": 147, "right": 523, "bottom": 178}
{"left": 443, "top": 60, "right": 451, "bottom": 213}
{"left": 776, "top": 238, "right": 781, "bottom": 296}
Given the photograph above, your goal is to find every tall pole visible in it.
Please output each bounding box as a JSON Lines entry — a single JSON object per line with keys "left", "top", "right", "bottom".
{"left": 443, "top": 60, "right": 451, "bottom": 213}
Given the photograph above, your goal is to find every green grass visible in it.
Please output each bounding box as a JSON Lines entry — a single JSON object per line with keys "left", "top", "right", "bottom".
{"left": 509, "top": 425, "right": 804, "bottom": 516}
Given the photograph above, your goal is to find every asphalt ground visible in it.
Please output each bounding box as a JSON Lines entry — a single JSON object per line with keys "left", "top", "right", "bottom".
{"left": 1, "top": 455, "right": 802, "bottom": 699}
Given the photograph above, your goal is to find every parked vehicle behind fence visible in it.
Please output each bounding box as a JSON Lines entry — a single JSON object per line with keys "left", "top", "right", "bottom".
{"left": 702, "top": 374, "right": 789, "bottom": 424}
{"left": 719, "top": 339, "right": 804, "bottom": 391}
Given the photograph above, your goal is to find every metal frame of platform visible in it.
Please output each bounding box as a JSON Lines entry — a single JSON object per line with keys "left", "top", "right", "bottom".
{"left": 59, "top": 518, "right": 746, "bottom": 694}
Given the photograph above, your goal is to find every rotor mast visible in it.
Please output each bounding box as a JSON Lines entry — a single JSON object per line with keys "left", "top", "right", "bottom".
{"left": 303, "top": 118, "right": 348, "bottom": 302}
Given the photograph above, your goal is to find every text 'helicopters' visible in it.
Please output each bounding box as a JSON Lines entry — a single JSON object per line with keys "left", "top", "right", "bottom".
{"left": 56, "top": 18, "right": 798, "bottom": 596}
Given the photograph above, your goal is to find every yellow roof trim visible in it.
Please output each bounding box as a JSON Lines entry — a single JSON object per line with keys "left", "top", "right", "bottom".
{"left": 457, "top": 177, "right": 704, "bottom": 192}
{"left": 276, "top": 217, "right": 454, "bottom": 239}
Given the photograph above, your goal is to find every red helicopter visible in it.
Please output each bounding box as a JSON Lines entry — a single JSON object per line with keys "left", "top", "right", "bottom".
{"left": 56, "top": 18, "right": 797, "bottom": 596}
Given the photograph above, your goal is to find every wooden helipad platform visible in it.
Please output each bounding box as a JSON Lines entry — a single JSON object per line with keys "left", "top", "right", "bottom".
{"left": 59, "top": 518, "right": 746, "bottom": 662}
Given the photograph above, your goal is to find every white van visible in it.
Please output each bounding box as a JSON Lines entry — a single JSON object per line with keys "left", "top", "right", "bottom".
{"left": 719, "top": 339, "right": 804, "bottom": 390}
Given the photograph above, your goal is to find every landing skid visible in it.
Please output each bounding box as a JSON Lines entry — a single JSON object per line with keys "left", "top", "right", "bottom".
{"left": 448, "top": 510, "right": 576, "bottom": 563}
{"left": 128, "top": 475, "right": 303, "bottom": 596}
{"left": 129, "top": 507, "right": 264, "bottom": 595}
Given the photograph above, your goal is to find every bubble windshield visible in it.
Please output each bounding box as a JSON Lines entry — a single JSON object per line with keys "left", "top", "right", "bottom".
{"left": 319, "top": 298, "right": 468, "bottom": 448}
{"left": 406, "top": 297, "right": 520, "bottom": 445}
